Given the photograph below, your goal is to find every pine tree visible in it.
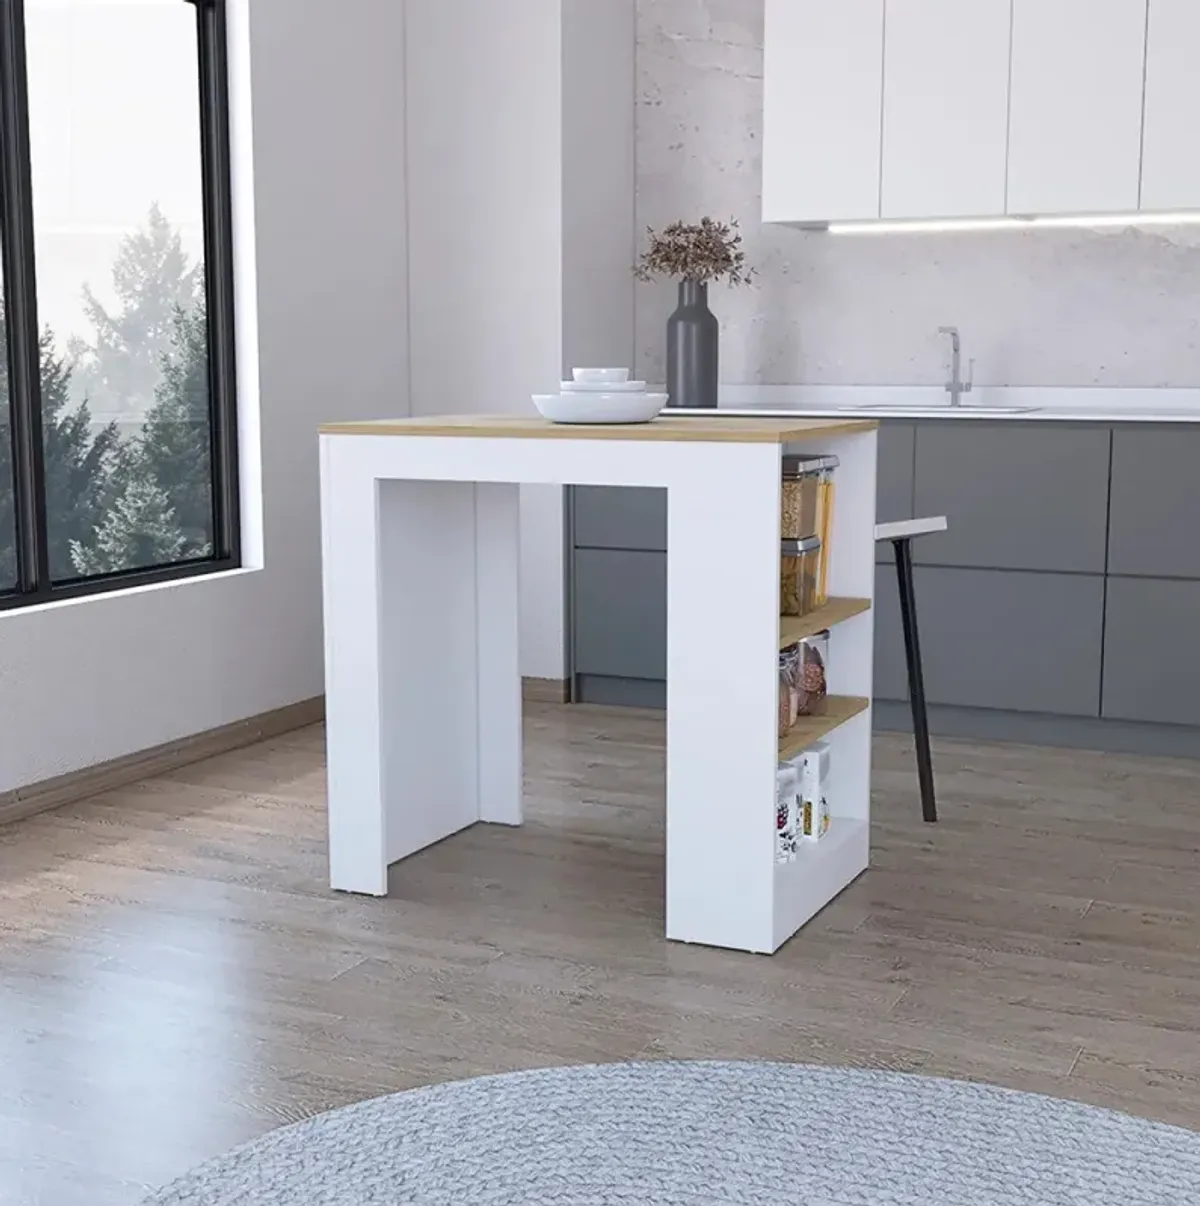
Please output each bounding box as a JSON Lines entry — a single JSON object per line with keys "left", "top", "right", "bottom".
{"left": 134, "top": 296, "right": 213, "bottom": 552}
{"left": 67, "top": 202, "right": 202, "bottom": 421}
{"left": 0, "top": 301, "right": 125, "bottom": 583}
{"left": 69, "top": 475, "right": 187, "bottom": 577}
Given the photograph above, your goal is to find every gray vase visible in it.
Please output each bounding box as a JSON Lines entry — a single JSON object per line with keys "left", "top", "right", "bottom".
{"left": 666, "top": 280, "right": 718, "bottom": 409}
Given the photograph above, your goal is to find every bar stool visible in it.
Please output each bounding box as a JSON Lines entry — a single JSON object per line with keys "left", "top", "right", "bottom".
{"left": 874, "top": 517, "right": 947, "bottom": 824}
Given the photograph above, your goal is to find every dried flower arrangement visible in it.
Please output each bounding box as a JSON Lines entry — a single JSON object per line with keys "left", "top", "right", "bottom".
{"left": 634, "top": 217, "right": 755, "bottom": 287}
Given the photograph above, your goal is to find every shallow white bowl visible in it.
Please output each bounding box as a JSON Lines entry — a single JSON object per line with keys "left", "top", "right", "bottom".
{"left": 572, "top": 367, "right": 630, "bottom": 385}
{"left": 532, "top": 392, "right": 668, "bottom": 425}
{"left": 560, "top": 379, "right": 648, "bottom": 393}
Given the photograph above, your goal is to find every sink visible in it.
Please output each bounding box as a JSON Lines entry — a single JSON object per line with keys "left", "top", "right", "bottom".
{"left": 837, "top": 404, "right": 1040, "bottom": 416}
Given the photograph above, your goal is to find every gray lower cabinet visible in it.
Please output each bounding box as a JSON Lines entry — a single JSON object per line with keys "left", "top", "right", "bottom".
{"left": 1102, "top": 577, "right": 1200, "bottom": 726}
{"left": 913, "top": 423, "right": 1110, "bottom": 573}
{"left": 572, "top": 486, "right": 666, "bottom": 552}
{"left": 1108, "top": 428, "right": 1200, "bottom": 579}
{"left": 915, "top": 567, "right": 1104, "bottom": 716}
{"left": 572, "top": 547, "right": 666, "bottom": 689}
{"left": 876, "top": 423, "right": 915, "bottom": 565}
{"left": 873, "top": 561, "right": 908, "bottom": 702}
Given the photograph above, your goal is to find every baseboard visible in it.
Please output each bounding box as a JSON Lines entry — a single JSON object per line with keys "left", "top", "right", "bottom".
{"left": 0, "top": 696, "right": 325, "bottom": 828}
{"left": 522, "top": 676, "right": 570, "bottom": 704}
{"left": 873, "top": 698, "right": 1200, "bottom": 759}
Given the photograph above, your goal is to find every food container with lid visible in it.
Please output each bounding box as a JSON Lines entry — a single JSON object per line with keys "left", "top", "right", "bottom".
{"left": 788, "top": 740, "right": 831, "bottom": 842}
{"left": 781, "top": 455, "right": 838, "bottom": 540}
{"left": 780, "top": 536, "right": 821, "bottom": 616}
{"left": 778, "top": 643, "right": 801, "bottom": 736}
{"left": 795, "top": 632, "right": 829, "bottom": 717}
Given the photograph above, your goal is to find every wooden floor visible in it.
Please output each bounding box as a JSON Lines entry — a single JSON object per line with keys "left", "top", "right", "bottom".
{"left": 2, "top": 703, "right": 1199, "bottom": 1205}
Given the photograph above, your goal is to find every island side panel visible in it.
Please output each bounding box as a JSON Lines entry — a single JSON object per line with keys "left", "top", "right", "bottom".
{"left": 474, "top": 482, "right": 522, "bottom": 825}
{"left": 321, "top": 434, "right": 389, "bottom": 894}
{"left": 376, "top": 476, "right": 487, "bottom": 868}
{"left": 665, "top": 441, "right": 783, "bottom": 954}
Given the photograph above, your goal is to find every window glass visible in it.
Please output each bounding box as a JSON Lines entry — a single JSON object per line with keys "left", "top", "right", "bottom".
{"left": 24, "top": 0, "right": 214, "bottom": 581}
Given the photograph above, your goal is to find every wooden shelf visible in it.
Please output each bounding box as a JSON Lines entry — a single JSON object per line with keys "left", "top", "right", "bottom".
{"left": 778, "top": 696, "right": 870, "bottom": 762}
{"left": 779, "top": 597, "right": 871, "bottom": 648}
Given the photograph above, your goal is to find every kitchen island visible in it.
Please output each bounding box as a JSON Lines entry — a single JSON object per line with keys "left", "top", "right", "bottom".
{"left": 319, "top": 414, "right": 878, "bottom": 954}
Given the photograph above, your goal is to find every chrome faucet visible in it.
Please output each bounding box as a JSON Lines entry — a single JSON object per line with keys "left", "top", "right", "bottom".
{"left": 938, "top": 326, "right": 974, "bottom": 407}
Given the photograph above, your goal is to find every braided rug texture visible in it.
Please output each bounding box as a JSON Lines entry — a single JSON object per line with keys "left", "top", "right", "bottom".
{"left": 143, "top": 1060, "right": 1200, "bottom": 1204}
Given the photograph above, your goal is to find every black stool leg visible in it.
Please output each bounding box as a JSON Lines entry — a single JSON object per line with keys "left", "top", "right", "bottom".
{"left": 893, "top": 537, "right": 937, "bottom": 823}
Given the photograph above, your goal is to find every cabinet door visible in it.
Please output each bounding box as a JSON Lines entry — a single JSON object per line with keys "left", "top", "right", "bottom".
{"left": 572, "top": 548, "right": 666, "bottom": 682}
{"left": 881, "top": 0, "right": 1012, "bottom": 219}
{"left": 916, "top": 567, "right": 1104, "bottom": 716}
{"left": 763, "top": 0, "right": 884, "bottom": 224}
{"left": 912, "top": 423, "right": 1110, "bottom": 574}
{"left": 1007, "top": 0, "right": 1147, "bottom": 215}
{"left": 1103, "top": 578, "right": 1200, "bottom": 725}
{"left": 573, "top": 486, "right": 666, "bottom": 552}
{"left": 1108, "top": 428, "right": 1200, "bottom": 579}
{"left": 875, "top": 422, "right": 914, "bottom": 565}
{"left": 873, "top": 562, "right": 909, "bottom": 702}
{"left": 1140, "top": 0, "right": 1200, "bottom": 211}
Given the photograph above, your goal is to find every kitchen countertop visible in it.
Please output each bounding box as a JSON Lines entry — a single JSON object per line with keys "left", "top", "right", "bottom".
{"left": 672, "top": 385, "right": 1200, "bottom": 423}
{"left": 318, "top": 414, "right": 877, "bottom": 441}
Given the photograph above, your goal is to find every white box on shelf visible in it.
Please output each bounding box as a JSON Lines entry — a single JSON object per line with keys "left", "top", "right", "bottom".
{"left": 776, "top": 765, "right": 799, "bottom": 864}
{"left": 791, "top": 740, "right": 831, "bottom": 841}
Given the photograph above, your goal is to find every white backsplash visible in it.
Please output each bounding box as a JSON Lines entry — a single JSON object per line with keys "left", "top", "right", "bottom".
{"left": 635, "top": 0, "right": 1200, "bottom": 389}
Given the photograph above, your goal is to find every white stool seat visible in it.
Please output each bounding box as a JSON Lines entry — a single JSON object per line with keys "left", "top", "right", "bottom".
{"left": 875, "top": 516, "right": 948, "bottom": 542}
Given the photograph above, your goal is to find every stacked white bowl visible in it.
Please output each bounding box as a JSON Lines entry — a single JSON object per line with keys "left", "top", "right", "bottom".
{"left": 533, "top": 369, "right": 668, "bottom": 425}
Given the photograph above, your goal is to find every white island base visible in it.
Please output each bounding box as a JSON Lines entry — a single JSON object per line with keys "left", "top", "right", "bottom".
{"left": 319, "top": 415, "right": 879, "bottom": 954}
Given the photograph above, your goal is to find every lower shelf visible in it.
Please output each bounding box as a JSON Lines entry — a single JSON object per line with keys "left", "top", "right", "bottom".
{"left": 773, "top": 818, "right": 869, "bottom": 952}
{"left": 778, "top": 696, "right": 870, "bottom": 762}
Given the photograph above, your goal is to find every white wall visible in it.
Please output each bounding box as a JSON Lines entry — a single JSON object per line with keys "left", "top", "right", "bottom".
{"left": 0, "top": 0, "right": 409, "bottom": 794}
{"left": 406, "top": 0, "right": 636, "bottom": 681}
{"left": 635, "top": 0, "right": 1200, "bottom": 388}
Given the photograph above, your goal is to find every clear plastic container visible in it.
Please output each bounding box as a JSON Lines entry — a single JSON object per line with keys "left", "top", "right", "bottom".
{"left": 780, "top": 536, "right": 822, "bottom": 617}
{"left": 781, "top": 455, "right": 838, "bottom": 540}
{"left": 796, "top": 631, "right": 829, "bottom": 717}
{"left": 778, "top": 643, "right": 801, "bottom": 736}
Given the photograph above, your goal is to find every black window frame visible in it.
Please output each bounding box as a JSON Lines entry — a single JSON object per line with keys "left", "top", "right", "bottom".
{"left": 0, "top": 0, "right": 240, "bottom": 610}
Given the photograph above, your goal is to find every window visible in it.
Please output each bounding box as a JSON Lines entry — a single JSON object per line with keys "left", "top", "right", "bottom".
{"left": 0, "top": 0, "right": 237, "bottom": 606}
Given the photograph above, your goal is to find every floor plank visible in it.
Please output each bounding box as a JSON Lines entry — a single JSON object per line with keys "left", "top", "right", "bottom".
{"left": 1, "top": 707, "right": 1198, "bottom": 1204}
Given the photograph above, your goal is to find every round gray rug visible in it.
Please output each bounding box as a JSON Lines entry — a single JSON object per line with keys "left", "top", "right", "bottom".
{"left": 143, "top": 1061, "right": 1200, "bottom": 1204}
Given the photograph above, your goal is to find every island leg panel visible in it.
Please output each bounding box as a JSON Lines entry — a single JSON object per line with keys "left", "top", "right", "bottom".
{"left": 322, "top": 448, "right": 522, "bottom": 894}
{"left": 665, "top": 442, "right": 783, "bottom": 954}
{"left": 321, "top": 440, "right": 389, "bottom": 895}
{"left": 473, "top": 482, "right": 522, "bottom": 827}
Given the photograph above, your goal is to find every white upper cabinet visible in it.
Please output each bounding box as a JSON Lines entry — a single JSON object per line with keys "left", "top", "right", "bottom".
{"left": 881, "top": 0, "right": 1013, "bottom": 219}
{"left": 1140, "top": 0, "right": 1200, "bottom": 211}
{"left": 762, "top": 0, "right": 884, "bottom": 224}
{"left": 1006, "top": 0, "right": 1148, "bottom": 216}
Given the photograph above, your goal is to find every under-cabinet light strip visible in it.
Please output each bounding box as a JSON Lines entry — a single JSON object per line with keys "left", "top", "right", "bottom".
{"left": 827, "top": 212, "right": 1200, "bottom": 234}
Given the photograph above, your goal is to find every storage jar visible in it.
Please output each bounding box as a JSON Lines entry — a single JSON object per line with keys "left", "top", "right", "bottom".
{"left": 781, "top": 454, "right": 838, "bottom": 540}
{"left": 780, "top": 536, "right": 821, "bottom": 617}
{"left": 796, "top": 632, "right": 829, "bottom": 717}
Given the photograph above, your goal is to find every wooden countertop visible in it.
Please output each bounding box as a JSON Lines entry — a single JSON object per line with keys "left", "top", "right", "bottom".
{"left": 318, "top": 414, "right": 878, "bottom": 443}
